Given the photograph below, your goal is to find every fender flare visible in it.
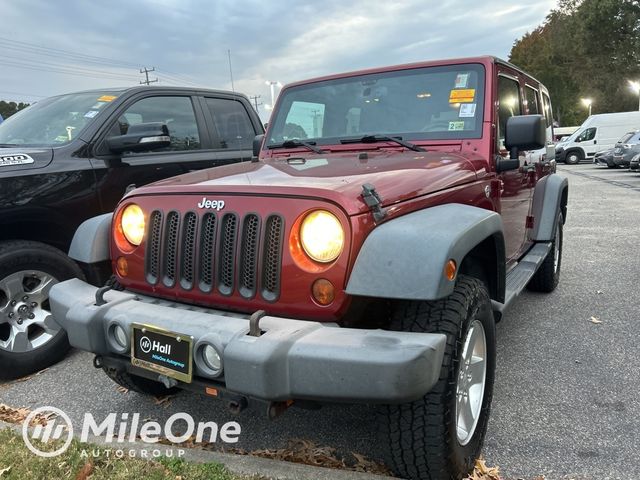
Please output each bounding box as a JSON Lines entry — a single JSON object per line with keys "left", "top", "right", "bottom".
{"left": 530, "top": 173, "right": 568, "bottom": 241}
{"left": 68, "top": 213, "right": 113, "bottom": 263}
{"left": 345, "top": 204, "right": 505, "bottom": 301}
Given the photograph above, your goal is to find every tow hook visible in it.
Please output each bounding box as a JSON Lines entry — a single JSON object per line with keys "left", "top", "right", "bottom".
{"left": 95, "top": 276, "right": 124, "bottom": 306}
{"left": 249, "top": 310, "right": 266, "bottom": 337}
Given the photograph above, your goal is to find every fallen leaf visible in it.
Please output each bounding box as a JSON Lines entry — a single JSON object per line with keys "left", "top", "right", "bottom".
{"left": 116, "top": 386, "right": 129, "bottom": 394}
{"left": 75, "top": 462, "right": 94, "bottom": 480}
{"left": 596, "top": 290, "right": 604, "bottom": 295}
{"left": 154, "top": 395, "right": 173, "bottom": 407}
{"left": 590, "top": 316, "right": 603, "bottom": 324}
{"left": 465, "top": 458, "right": 501, "bottom": 480}
{"left": 0, "top": 467, "right": 11, "bottom": 477}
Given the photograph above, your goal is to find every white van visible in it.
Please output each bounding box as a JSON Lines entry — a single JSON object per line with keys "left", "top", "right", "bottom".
{"left": 555, "top": 111, "right": 640, "bottom": 164}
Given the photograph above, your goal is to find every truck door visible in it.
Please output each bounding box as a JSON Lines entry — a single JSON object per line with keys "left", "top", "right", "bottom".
{"left": 496, "top": 73, "right": 534, "bottom": 261}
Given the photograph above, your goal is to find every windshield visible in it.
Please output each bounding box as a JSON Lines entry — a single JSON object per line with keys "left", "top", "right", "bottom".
{"left": 0, "top": 91, "right": 122, "bottom": 147}
{"left": 267, "top": 64, "right": 485, "bottom": 147}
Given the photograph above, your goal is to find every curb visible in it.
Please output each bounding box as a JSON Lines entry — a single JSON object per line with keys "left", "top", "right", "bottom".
{"left": 1, "top": 420, "right": 399, "bottom": 480}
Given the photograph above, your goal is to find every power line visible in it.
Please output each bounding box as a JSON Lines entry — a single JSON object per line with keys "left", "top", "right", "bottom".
{"left": 139, "top": 67, "right": 158, "bottom": 85}
{"left": 0, "top": 59, "right": 139, "bottom": 82}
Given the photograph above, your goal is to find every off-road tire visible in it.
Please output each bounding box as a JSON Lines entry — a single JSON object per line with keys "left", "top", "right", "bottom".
{"left": 380, "top": 275, "right": 496, "bottom": 480}
{"left": 102, "top": 367, "right": 179, "bottom": 396}
{"left": 564, "top": 150, "right": 582, "bottom": 165}
{"left": 0, "top": 241, "right": 84, "bottom": 380}
{"left": 527, "top": 213, "right": 563, "bottom": 293}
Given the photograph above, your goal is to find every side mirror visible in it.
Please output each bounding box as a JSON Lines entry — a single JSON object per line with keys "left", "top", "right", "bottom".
{"left": 107, "top": 122, "right": 171, "bottom": 154}
{"left": 498, "top": 115, "right": 545, "bottom": 172}
{"left": 253, "top": 134, "right": 265, "bottom": 158}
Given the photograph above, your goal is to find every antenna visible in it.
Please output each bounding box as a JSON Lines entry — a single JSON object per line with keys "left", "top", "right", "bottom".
{"left": 227, "top": 49, "right": 235, "bottom": 92}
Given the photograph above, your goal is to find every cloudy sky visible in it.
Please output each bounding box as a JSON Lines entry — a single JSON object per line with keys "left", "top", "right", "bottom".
{"left": 0, "top": 0, "right": 557, "bottom": 119}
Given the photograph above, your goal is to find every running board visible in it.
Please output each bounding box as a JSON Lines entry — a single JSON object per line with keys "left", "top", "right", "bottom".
{"left": 492, "top": 242, "right": 551, "bottom": 313}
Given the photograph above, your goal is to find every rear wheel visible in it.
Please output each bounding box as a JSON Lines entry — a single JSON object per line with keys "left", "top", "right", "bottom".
{"left": 0, "top": 241, "right": 84, "bottom": 379}
{"left": 565, "top": 151, "right": 582, "bottom": 165}
{"left": 528, "top": 213, "right": 563, "bottom": 292}
{"left": 380, "top": 276, "right": 496, "bottom": 480}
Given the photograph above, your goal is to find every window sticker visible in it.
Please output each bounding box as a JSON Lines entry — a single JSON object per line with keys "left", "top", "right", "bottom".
{"left": 92, "top": 102, "right": 107, "bottom": 109}
{"left": 455, "top": 73, "right": 469, "bottom": 89}
{"left": 97, "top": 95, "right": 117, "bottom": 102}
{"left": 448, "top": 121, "right": 466, "bottom": 131}
{"left": 449, "top": 89, "right": 475, "bottom": 103}
{"left": 84, "top": 110, "right": 99, "bottom": 119}
{"left": 459, "top": 103, "right": 477, "bottom": 118}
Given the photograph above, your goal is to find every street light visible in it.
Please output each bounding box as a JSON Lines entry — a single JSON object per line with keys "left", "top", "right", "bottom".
{"left": 628, "top": 80, "right": 640, "bottom": 111}
{"left": 581, "top": 98, "right": 592, "bottom": 116}
{"left": 265, "top": 80, "right": 283, "bottom": 108}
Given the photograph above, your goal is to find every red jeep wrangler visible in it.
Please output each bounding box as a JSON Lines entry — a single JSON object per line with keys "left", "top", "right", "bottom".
{"left": 51, "top": 56, "right": 568, "bottom": 480}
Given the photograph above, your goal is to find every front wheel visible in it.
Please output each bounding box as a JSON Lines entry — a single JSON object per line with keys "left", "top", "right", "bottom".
{"left": 380, "top": 276, "right": 496, "bottom": 480}
{"left": 565, "top": 151, "right": 582, "bottom": 165}
{"left": 0, "top": 241, "right": 84, "bottom": 379}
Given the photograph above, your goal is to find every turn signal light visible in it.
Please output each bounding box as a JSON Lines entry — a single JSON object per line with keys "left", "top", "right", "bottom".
{"left": 312, "top": 278, "right": 335, "bottom": 306}
{"left": 444, "top": 259, "right": 457, "bottom": 281}
{"left": 116, "top": 256, "right": 129, "bottom": 277}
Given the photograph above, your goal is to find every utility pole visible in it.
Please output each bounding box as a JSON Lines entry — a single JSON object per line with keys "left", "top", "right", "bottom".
{"left": 249, "top": 95, "right": 262, "bottom": 112}
{"left": 140, "top": 67, "right": 158, "bottom": 85}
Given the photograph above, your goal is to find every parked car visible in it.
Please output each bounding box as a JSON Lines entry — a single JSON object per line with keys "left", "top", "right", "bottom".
{"left": 629, "top": 153, "right": 640, "bottom": 171}
{"left": 593, "top": 148, "right": 616, "bottom": 168}
{"left": 50, "top": 56, "right": 567, "bottom": 480}
{"left": 0, "top": 86, "right": 263, "bottom": 379}
{"left": 555, "top": 111, "right": 640, "bottom": 164}
{"left": 613, "top": 130, "right": 640, "bottom": 167}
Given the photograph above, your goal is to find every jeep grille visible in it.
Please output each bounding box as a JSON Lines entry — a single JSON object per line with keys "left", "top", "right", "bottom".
{"left": 145, "top": 210, "right": 284, "bottom": 301}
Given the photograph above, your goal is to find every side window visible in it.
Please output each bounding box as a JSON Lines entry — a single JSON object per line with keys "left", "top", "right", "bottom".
{"left": 577, "top": 127, "right": 596, "bottom": 142}
{"left": 109, "top": 96, "right": 201, "bottom": 151}
{"left": 525, "top": 86, "right": 540, "bottom": 115}
{"left": 497, "top": 76, "right": 522, "bottom": 150}
{"left": 205, "top": 98, "right": 256, "bottom": 149}
{"left": 542, "top": 93, "right": 553, "bottom": 128}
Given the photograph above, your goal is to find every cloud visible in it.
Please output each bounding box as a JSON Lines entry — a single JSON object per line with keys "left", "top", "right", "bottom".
{"left": 0, "top": 0, "right": 557, "bottom": 119}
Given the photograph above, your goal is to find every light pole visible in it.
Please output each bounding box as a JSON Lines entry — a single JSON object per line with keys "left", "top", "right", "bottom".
{"left": 581, "top": 98, "right": 592, "bottom": 116}
{"left": 629, "top": 80, "right": 640, "bottom": 111}
{"left": 265, "top": 80, "right": 282, "bottom": 110}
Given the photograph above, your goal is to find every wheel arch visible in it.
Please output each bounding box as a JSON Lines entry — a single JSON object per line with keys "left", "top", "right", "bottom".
{"left": 531, "top": 173, "right": 569, "bottom": 241}
{"left": 0, "top": 208, "right": 77, "bottom": 252}
{"left": 346, "top": 204, "right": 505, "bottom": 304}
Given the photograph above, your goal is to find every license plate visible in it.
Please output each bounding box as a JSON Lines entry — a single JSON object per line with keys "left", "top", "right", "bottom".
{"left": 131, "top": 324, "right": 193, "bottom": 383}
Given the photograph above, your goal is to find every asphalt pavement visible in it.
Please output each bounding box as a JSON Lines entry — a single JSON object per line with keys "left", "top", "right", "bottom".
{"left": 1, "top": 162, "right": 639, "bottom": 480}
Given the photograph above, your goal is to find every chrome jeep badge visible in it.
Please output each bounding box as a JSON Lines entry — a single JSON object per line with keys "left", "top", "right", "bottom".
{"left": 197, "top": 197, "right": 225, "bottom": 211}
{"left": 0, "top": 154, "right": 35, "bottom": 167}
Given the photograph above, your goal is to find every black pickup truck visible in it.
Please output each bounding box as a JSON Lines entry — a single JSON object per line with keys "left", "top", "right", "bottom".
{"left": 0, "top": 86, "right": 263, "bottom": 378}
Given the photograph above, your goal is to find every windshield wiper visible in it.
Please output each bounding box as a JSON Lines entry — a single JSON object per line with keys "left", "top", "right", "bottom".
{"left": 340, "top": 134, "right": 426, "bottom": 152}
{"left": 0, "top": 144, "right": 19, "bottom": 148}
{"left": 268, "top": 139, "right": 325, "bottom": 154}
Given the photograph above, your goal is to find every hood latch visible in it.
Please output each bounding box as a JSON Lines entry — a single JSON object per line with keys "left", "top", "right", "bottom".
{"left": 361, "top": 183, "right": 387, "bottom": 223}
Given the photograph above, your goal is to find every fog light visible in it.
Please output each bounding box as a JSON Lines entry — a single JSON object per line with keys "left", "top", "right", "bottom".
{"left": 312, "top": 278, "right": 335, "bottom": 306}
{"left": 203, "top": 344, "right": 222, "bottom": 372}
{"left": 113, "top": 324, "right": 128, "bottom": 349}
{"left": 116, "top": 256, "right": 128, "bottom": 277}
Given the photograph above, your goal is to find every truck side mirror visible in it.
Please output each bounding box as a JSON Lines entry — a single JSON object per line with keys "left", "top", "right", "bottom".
{"left": 253, "top": 134, "right": 265, "bottom": 158}
{"left": 107, "top": 122, "right": 171, "bottom": 154}
{"left": 498, "top": 115, "right": 546, "bottom": 172}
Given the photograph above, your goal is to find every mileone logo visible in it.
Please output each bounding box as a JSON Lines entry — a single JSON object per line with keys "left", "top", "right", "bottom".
{"left": 197, "top": 197, "right": 225, "bottom": 210}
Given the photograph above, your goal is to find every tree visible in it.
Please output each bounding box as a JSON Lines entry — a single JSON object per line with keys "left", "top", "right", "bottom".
{"left": 509, "top": 0, "right": 640, "bottom": 125}
{"left": 0, "top": 101, "right": 30, "bottom": 119}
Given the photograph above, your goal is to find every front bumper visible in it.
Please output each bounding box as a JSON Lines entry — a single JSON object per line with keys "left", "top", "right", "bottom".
{"left": 613, "top": 155, "right": 629, "bottom": 167}
{"left": 50, "top": 279, "right": 446, "bottom": 404}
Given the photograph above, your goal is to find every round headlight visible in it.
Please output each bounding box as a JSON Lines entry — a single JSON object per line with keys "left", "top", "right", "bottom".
{"left": 121, "top": 204, "right": 145, "bottom": 246}
{"left": 300, "top": 210, "right": 344, "bottom": 263}
{"left": 203, "top": 344, "right": 222, "bottom": 372}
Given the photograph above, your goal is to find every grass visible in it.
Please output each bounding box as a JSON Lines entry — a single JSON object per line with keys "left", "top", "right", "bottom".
{"left": 0, "top": 427, "right": 252, "bottom": 480}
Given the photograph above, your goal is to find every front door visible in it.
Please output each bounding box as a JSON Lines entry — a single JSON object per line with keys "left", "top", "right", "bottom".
{"left": 496, "top": 72, "right": 534, "bottom": 261}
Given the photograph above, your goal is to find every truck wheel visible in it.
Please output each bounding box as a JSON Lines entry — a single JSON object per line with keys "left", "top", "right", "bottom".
{"left": 0, "top": 241, "right": 84, "bottom": 379}
{"left": 102, "top": 367, "right": 178, "bottom": 396}
{"left": 527, "top": 213, "right": 563, "bottom": 293}
{"left": 565, "top": 151, "right": 582, "bottom": 165}
{"left": 380, "top": 275, "right": 496, "bottom": 480}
